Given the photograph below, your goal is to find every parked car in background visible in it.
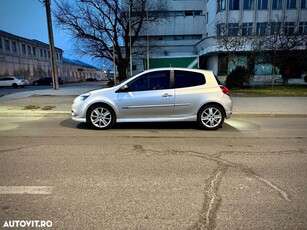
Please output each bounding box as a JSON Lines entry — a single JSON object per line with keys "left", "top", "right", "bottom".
{"left": 0, "top": 76, "right": 29, "bottom": 88}
{"left": 32, "top": 77, "right": 64, "bottom": 86}
{"left": 72, "top": 68, "right": 233, "bottom": 130}
{"left": 85, "top": 78, "right": 99, "bottom": 82}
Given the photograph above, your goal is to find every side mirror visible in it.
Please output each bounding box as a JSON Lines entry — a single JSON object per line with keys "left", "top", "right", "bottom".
{"left": 116, "top": 85, "right": 130, "bottom": 93}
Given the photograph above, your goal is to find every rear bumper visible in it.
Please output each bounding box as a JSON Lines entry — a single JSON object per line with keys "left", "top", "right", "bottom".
{"left": 222, "top": 95, "right": 233, "bottom": 119}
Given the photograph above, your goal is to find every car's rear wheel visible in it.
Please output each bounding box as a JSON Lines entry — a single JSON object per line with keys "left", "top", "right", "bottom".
{"left": 12, "top": 83, "right": 18, "bottom": 88}
{"left": 197, "top": 105, "right": 224, "bottom": 130}
{"left": 87, "top": 104, "right": 116, "bottom": 130}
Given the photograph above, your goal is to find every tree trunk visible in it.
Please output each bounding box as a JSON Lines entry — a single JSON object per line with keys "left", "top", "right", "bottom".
{"left": 117, "top": 61, "right": 128, "bottom": 82}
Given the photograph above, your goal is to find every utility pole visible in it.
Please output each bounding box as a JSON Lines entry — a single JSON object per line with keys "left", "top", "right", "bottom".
{"left": 129, "top": 0, "right": 133, "bottom": 77}
{"left": 45, "top": 0, "right": 59, "bottom": 90}
{"left": 112, "top": 35, "right": 117, "bottom": 85}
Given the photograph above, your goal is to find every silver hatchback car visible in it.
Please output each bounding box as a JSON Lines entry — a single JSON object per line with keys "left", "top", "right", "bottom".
{"left": 72, "top": 68, "right": 232, "bottom": 130}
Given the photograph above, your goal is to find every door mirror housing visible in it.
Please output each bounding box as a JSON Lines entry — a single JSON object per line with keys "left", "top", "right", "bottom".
{"left": 116, "top": 84, "right": 130, "bottom": 93}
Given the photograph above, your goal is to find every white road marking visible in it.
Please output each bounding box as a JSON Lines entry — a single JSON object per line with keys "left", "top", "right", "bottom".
{"left": 0, "top": 186, "right": 52, "bottom": 195}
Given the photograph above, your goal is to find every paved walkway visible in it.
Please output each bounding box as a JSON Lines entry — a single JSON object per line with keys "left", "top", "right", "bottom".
{"left": 0, "top": 86, "right": 306, "bottom": 117}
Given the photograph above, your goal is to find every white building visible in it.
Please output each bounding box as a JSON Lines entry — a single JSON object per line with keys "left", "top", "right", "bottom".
{"left": 132, "top": 0, "right": 206, "bottom": 72}
{"left": 0, "top": 30, "right": 103, "bottom": 82}
{"left": 134, "top": 0, "right": 307, "bottom": 79}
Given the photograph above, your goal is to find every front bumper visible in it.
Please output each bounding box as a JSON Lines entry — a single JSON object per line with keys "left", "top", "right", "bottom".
{"left": 71, "top": 100, "right": 89, "bottom": 123}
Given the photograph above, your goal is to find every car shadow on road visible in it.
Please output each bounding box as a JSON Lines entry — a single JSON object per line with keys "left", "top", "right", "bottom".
{"left": 60, "top": 119, "right": 239, "bottom": 132}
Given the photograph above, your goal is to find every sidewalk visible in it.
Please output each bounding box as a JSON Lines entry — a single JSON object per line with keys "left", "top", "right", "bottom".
{"left": 0, "top": 86, "right": 306, "bottom": 118}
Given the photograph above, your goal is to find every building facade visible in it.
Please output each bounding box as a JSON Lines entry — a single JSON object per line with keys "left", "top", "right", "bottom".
{"left": 0, "top": 30, "right": 103, "bottom": 83}
{"left": 132, "top": 0, "right": 206, "bottom": 72}
{"left": 198, "top": 0, "right": 307, "bottom": 77}
{"left": 133, "top": 0, "right": 307, "bottom": 79}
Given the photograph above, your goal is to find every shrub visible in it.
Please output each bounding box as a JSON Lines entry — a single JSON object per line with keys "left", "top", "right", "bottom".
{"left": 225, "top": 66, "right": 252, "bottom": 89}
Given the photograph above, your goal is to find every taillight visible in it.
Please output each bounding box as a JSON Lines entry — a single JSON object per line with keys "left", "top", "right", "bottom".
{"left": 220, "top": 85, "right": 230, "bottom": 95}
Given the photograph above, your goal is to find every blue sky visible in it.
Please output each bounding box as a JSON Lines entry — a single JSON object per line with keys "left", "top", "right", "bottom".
{"left": 0, "top": 0, "right": 99, "bottom": 68}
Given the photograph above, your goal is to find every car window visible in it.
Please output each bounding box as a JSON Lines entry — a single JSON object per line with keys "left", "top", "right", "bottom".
{"left": 0, "top": 77, "right": 13, "bottom": 81}
{"left": 174, "top": 70, "right": 206, "bottom": 88}
{"left": 127, "top": 70, "right": 170, "bottom": 91}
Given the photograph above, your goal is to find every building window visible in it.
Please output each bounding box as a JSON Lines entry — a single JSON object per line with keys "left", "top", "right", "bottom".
{"left": 194, "top": 10, "right": 202, "bottom": 16}
{"left": 32, "top": 47, "right": 36, "bottom": 56}
{"left": 243, "top": 0, "right": 254, "bottom": 9}
{"left": 256, "top": 22, "right": 267, "bottom": 35}
{"left": 217, "top": 23, "right": 226, "bottom": 36}
{"left": 27, "top": 45, "right": 32, "bottom": 55}
{"left": 184, "top": 11, "right": 193, "bottom": 16}
{"left": 228, "top": 23, "right": 239, "bottom": 36}
{"left": 301, "top": 0, "right": 307, "bottom": 8}
{"left": 0, "top": 38, "right": 3, "bottom": 49}
{"left": 270, "top": 22, "right": 281, "bottom": 35}
{"left": 218, "top": 0, "right": 226, "bottom": 11}
{"left": 12, "top": 41, "right": 17, "bottom": 52}
{"left": 40, "top": 49, "right": 43, "bottom": 57}
{"left": 242, "top": 23, "right": 253, "bottom": 35}
{"left": 22, "top": 44, "right": 26, "bottom": 54}
{"left": 284, "top": 22, "right": 295, "bottom": 35}
{"left": 229, "top": 0, "right": 240, "bottom": 10}
{"left": 44, "top": 50, "right": 47, "bottom": 58}
{"left": 287, "top": 0, "right": 296, "bottom": 8}
{"left": 175, "top": 11, "right": 184, "bottom": 16}
{"left": 272, "top": 0, "right": 283, "bottom": 8}
{"left": 5, "top": 39, "right": 10, "bottom": 51}
{"left": 299, "top": 22, "right": 307, "bottom": 34}
{"left": 258, "top": 0, "right": 268, "bottom": 9}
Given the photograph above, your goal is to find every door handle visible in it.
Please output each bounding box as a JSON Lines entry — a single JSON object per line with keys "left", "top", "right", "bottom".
{"left": 162, "top": 93, "right": 172, "bottom": 97}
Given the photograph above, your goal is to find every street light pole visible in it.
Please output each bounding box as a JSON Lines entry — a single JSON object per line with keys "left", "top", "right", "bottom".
{"left": 45, "top": 0, "right": 59, "bottom": 90}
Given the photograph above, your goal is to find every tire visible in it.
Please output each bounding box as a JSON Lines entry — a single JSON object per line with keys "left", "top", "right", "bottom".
{"left": 33, "top": 82, "right": 38, "bottom": 86}
{"left": 86, "top": 104, "right": 116, "bottom": 130}
{"left": 12, "top": 83, "right": 18, "bottom": 88}
{"left": 197, "top": 104, "right": 224, "bottom": 130}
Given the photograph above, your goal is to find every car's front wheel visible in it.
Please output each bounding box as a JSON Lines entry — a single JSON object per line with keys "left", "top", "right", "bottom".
{"left": 86, "top": 104, "right": 116, "bottom": 130}
{"left": 197, "top": 105, "right": 224, "bottom": 130}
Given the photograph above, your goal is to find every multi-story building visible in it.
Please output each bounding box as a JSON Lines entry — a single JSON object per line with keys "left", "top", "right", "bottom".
{"left": 0, "top": 30, "right": 103, "bottom": 82}
{"left": 134, "top": 0, "right": 307, "bottom": 79}
{"left": 198, "top": 0, "right": 307, "bottom": 77}
{"left": 132, "top": 0, "right": 206, "bottom": 72}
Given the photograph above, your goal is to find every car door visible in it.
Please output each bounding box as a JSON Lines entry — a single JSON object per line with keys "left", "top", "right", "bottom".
{"left": 0, "top": 77, "right": 13, "bottom": 87}
{"left": 116, "top": 70, "right": 174, "bottom": 119}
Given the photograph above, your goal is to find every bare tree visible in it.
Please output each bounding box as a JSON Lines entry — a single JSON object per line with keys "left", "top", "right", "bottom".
{"left": 215, "top": 15, "right": 307, "bottom": 85}
{"left": 251, "top": 16, "right": 307, "bottom": 84}
{"left": 215, "top": 22, "right": 254, "bottom": 72}
{"left": 54, "top": 0, "right": 168, "bottom": 81}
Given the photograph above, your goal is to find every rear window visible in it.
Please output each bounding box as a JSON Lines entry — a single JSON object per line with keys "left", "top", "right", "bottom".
{"left": 174, "top": 70, "right": 206, "bottom": 88}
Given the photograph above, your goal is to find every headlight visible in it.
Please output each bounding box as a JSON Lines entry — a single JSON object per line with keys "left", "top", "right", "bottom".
{"left": 74, "top": 93, "right": 91, "bottom": 103}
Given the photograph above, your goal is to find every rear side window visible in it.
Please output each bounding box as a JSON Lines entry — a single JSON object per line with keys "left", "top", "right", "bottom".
{"left": 174, "top": 70, "right": 206, "bottom": 88}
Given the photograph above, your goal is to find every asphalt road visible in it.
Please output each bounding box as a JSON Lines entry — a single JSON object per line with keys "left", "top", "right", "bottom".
{"left": 0, "top": 117, "right": 306, "bottom": 230}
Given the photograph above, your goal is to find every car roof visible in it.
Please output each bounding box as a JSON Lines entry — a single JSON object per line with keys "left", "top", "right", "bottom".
{"left": 141, "top": 67, "right": 213, "bottom": 75}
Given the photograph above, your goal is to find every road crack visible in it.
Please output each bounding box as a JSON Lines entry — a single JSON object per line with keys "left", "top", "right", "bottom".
{"left": 190, "top": 166, "right": 228, "bottom": 230}
{"left": 141, "top": 147, "right": 292, "bottom": 229}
